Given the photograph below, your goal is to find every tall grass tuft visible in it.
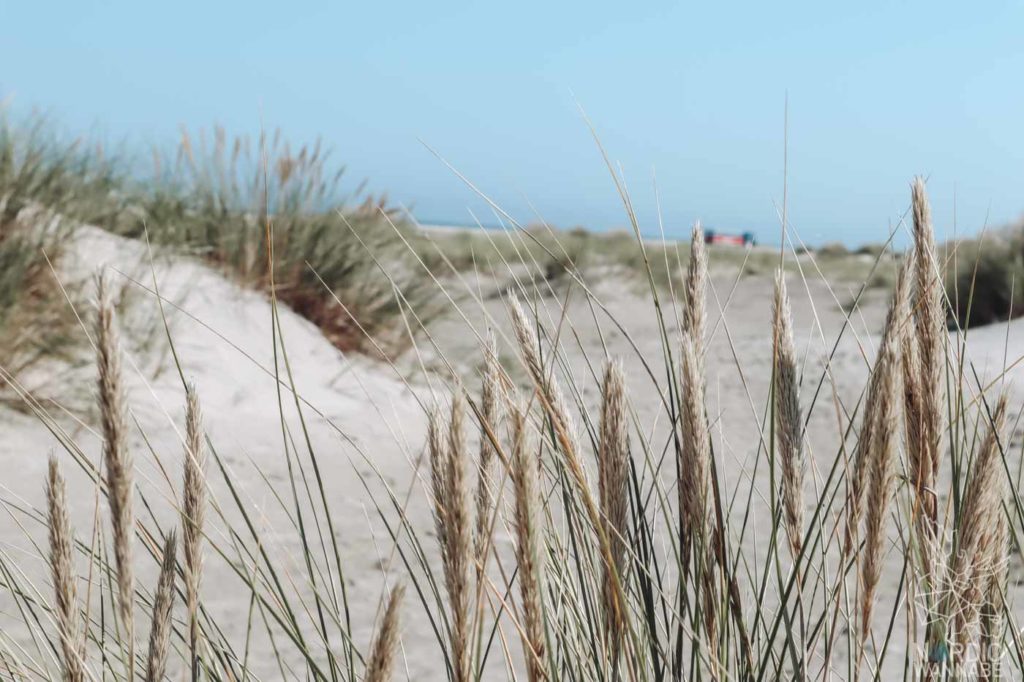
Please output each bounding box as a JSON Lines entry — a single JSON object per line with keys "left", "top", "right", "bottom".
{"left": 95, "top": 272, "right": 136, "bottom": 675}
{"left": 910, "top": 178, "right": 945, "bottom": 531}
{"left": 509, "top": 404, "right": 546, "bottom": 682}
{"left": 857, "top": 257, "right": 908, "bottom": 654}
{"left": 427, "top": 395, "right": 473, "bottom": 682}
{"left": 6, "top": 158, "right": 1024, "bottom": 682}
{"left": 366, "top": 584, "right": 406, "bottom": 682}
{"left": 846, "top": 255, "right": 913, "bottom": 558}
{"left": 507, "top": 293, "right": 581, "bottom": 462}
{"left": 949, "top": 395, "right": 1008, "bottom": 652}
{"left": 123, "top": 127, "right": 442, "bottom": 356}
{"left": 474, "top": 332, "right": 503, "bottom": 575}
{"left": 598, "top": 359, "right": 630, "bottom": 662}
{"left": 679, "top": 333, "right": 711, "bottom": 554}
{"left": 181, "top": 383, "right": 206, "bottom": 680}
{"left": 684, "top": 221, "right": 708, "bottom": 355}
{"left": 46, "top": 456, "right": 84, "bottom": 682}
{"left": 772, "top": 270, "right": 805, "bottom": 559}
{"left": 145, "top": 532, "right": 178, "bottom": 682}
{"left": 0, "top": 114, "right": 121, "bottom": 387}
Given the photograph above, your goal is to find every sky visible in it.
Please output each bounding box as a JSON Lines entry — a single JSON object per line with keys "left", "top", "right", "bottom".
{"left": 1, "top": 1, "right": 1022, "bottom": 247}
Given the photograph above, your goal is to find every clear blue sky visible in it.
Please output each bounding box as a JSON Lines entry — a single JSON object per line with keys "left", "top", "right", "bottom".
{"left": 2, "top": 1, "right": 1022, "bottom": 246}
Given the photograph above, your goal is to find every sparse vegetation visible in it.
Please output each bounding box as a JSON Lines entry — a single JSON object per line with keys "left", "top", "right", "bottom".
{"left": 855, "top": 242, "right": 888, "bottom": 258}
{"left": 113, "top": 128, "right": 446, "bottom": 356}
{"left": 0, "top": 114, "right": 123, "bottom": 386}
{"left": 817, "top": 241, "right": 849, "bottom": 258}
{"left": 946, "top": 225, "right": 1024, "bottom": 328}
{"left": 2, "top": 106, "right": 1022, "bottom": 681}
{"left": 0, "top": 113, "right": 902, "bottom": 376}
{"left": 3, "top": 174, "right": 1021, "bottom": 681}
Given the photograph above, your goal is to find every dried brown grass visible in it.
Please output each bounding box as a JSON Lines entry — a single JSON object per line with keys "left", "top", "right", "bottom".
{"left": 772, "top": 270, "right": 805, "bottom": 559}
{"left": 857, "top": 259, "right": 909, "bottom": 646}
{"left": 365, "top": 584, "right": 406, "bottom": 682}
{"left": 145, "top": 532, "right": 177, "bottom": 682}
{"left": 598, "top": 359, "right": 630, "bottom": 661}
{"left": 95, "top": 272, "right": 136, "bottom": 673}
{"left": 427, "top": 395, "right": 473, "bottom": 682}
{"left": 509, "top": 404, "right": 546, "bottom": 682}
{"left": 46, "top": 457, "right": 84, "bottom": 682}
{"left": 181, "top": 384, "right": 206, "bottom": 680}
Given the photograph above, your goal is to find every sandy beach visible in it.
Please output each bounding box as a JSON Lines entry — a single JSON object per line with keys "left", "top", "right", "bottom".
{"left": 1, "top": 223, "right": 1020, "bottom": 679}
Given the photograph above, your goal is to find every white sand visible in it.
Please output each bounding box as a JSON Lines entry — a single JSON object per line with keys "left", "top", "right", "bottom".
{"left": 2, "top": 226, "right": 1021, "bottom": 678}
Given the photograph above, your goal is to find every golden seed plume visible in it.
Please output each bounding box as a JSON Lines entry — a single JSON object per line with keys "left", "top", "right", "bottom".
{"left": 979, "top": 509, "right": 1009, "bottom": 681}
{"left": 145, "top": 531, "right": 177, "bottom": 682}
{"left": 427, "top": 409, "right": 449, "bottom": 546}
{"left": 95, "top": 272, "right": 136, "bottom": 661}
{"left": 427, "top": 393, "right": 473, "bottom": 682}
{"left": 911, "top": 177, "right": 946, "bottom": 526}
{"left": 475, "top": 332, "right": 503, "bottom": 574}
{"left": 47, "top": 457, "right": 85, "bottom": 682}
{"left": 900, "top": 307, "right": 924, "bottom": 490}
{"left": 509, "top": 405, "right": 546, "bottom": 682}
{"left": 684, "top": 221, "right": 708, "bottom": 372}
{"left": 598, "top": 359, "right": 630, "bottom": 660}
{"left": 857, "top": 266, "right": 906, "bottom": 642}
{"left": 365, "top": 584, "right": 406, "bottom": 682}
{"left": 182, "top": 384, "right": 206, "bottom": 678}
{"left": 679, "top": 332, "right": 712, "bottom": 547}
{"left": 506, "top": 295, "right": 612, "bottom": 591}
{"left": 846, "top": 256, "right": 912, "bottom": 557}
{"left": 951, "top": 395, "right": 1008, "bottom": 644}
{"left": 681, "top": 321, "right": 722, "bottom": 660}
{"left": 899, "top": 265, "right": 937, "bottom": 580}
{"left": 772, "top": 270, "right": 805, "bottom": 558}
{"left": 507, "top": 293, "right": 581, "bottom": 466}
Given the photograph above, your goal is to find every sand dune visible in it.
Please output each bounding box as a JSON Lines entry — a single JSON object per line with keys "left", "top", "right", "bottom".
{"left": 2, "top": 225, "right": 1020, "bottom": 678}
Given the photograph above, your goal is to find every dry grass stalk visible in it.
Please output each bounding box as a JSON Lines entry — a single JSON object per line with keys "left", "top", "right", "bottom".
{"left": 978, "top": 510, "right": 1009, "bottom": 681}
{"left": 145, "top": 531, "right": 177, "bottom": 682}
{"left": 427, "top": 394, "right": 473, "bottom": 682}
{"left": 680, "top": 331, "right": 722, "bottom": 665}
{"left": 365, "top": 584, "right": 406, "bottom": 682}
{"left": 509, "top": 405, "right": 546, "bottom": 682}
{"left": 507, "top": 294, "right": 581, "bottom": 468}
{"left": 507, "top": 295, "right": 635, "bottom": 679}
{"left": 909, "top": 180, "right": 949, "bottom": 666}
{"left": 475, "top": 333, "right": 503, "bottom": 574}
{"left": 950, "top": 395, "right": 1008, "bottom": 649}
{"left": 679, "top": 333, "right": 711, "bottom": 548}
{"left": 772, "top": 270, "right": 805, "bottom": 558}
{"left": 846, "top": 256, "right": 912, "bottom": 557}
{"left": 46, "top": 457, "right": 84, "bottom": 682}
{"left": 181, "top": 384, "right": 206, "bottom": 679}
{"left": 899, "top": 283, "right": 935, "bottom": 591}
{"left": 910, "top": 177, "right": 945, "bottom": 533}
{"left": 427, "top": 410, "right": 449, "bottom": 547}
{"left": 681, "top": 225, "right": 724, "bottom": 665}
{"left": 507, "top": 294, "right": 614, "bottom": 587}
{"left": 95, "top": 273, "right": 136, "bottom": 668}
{"left": 684, "top": 221, "right": 708, "bottom": 372}
{"left": 900, "top": 309, "right": 924, "bottom": 488}
{"left": 857, "top": 266, "right": 907, "bottom": 644}
{"left": 598, "top": 360, "right": 630, "bottom": 661}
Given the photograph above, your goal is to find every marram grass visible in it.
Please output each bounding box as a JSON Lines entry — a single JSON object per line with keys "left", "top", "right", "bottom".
{"left": 1, "top": 175, "right": 1022, "bottom": 682}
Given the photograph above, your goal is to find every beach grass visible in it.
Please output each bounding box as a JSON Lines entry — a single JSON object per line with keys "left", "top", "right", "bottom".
{"left": 0, "top": 112, "right": 1022, "bottom": 681}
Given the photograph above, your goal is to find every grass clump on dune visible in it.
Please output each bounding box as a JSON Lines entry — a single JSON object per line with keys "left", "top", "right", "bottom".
{"left": 0, "top": 114, "right": 123, "bottom": 385}
{"left": 115, "top": 127, "right": 442, "bottom": 356}
{"left": 5, "top": 175, "right": 1023, "bottom": 681}
{"left": 0, "top": 112, "right": 898, "bottom": 373}
{"left": 946, "top": 223, "right": 1024, "bottom": 329}
{"left": 0, "top": 114, "right": 444, "bottom": 381}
